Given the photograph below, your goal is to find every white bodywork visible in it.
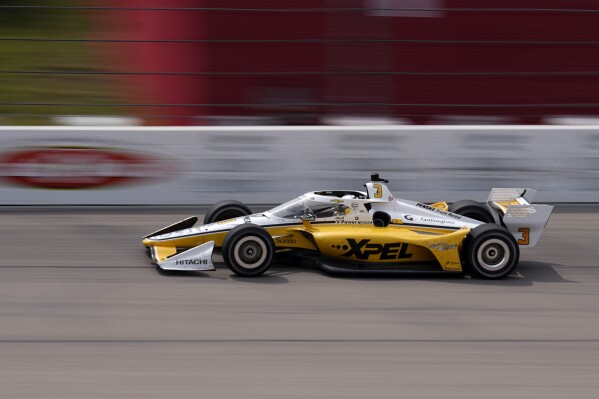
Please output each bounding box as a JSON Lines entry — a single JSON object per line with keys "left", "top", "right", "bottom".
{"left": 486, "top": 188, "right": 554, "bottom": 247}
{"left": 148, "top": 180, "right": 553, "bottom": 271}
{"left": 152, "top": 241, "right": 215, "bottom": 271}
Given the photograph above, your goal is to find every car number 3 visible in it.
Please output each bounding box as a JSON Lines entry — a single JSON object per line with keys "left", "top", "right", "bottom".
{"left": 517, "top": 227, "right": 530, "bottom": 245}
{"left": 373, "top": 184, "right": 383, "bottom": 199}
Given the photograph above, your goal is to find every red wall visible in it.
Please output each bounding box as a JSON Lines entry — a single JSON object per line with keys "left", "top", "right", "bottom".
{"left": 102, "top": 0, "right": 599, "bottom": 124}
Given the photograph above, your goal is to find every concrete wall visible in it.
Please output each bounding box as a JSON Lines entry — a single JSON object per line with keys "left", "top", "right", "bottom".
{"left": 0, "top": 126, "right": 596, "bottom": 205}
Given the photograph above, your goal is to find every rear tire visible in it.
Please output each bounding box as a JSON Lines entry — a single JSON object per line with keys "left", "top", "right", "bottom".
{"left": 463, "top": 224, "right": 519, "bottom": 279}
{"left": 222, "top": 224, "right": 274, "bottom": 277}
{"left": 449, "top": 200, "right": 494, "bottom": 223}
{"left": 203, "top": 200, "right": 252, "bottom": 224}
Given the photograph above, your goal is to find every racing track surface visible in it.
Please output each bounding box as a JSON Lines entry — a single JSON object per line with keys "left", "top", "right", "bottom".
{"left": 0, "top": 206, "right": 598, "bottom": 398}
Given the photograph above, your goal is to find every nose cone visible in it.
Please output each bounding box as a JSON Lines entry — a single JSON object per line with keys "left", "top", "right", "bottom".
{"left": 143, "top": 232, "right": 174, "bottom": 245}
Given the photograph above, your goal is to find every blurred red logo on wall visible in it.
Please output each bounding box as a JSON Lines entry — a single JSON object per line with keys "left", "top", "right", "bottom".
{"left": 0, "top": 147, "right": 165, "bottom": 189}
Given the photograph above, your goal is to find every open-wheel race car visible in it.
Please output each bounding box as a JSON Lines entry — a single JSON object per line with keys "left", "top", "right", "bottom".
{"left": 142, "top": 174, "right": 553, "bottom": 279}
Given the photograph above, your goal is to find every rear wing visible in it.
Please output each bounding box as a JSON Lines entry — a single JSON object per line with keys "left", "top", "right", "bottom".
{"left": 487, "top": 188, "right": 536, "bottom": 212}
{"left": 487, "top": 188, "right": 553, "bottom": 248}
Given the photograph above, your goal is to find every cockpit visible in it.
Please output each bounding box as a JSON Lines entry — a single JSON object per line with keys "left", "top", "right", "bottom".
{"left": 313, "top": 190, "right": 366, "bottom": 200}
{"left": 267, "top": 197, "right": 350, "bottom": 220}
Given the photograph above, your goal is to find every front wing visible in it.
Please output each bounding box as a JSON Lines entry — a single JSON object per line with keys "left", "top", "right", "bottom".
{"left": 150, "top": 241, "right": 215, "bottom": 271}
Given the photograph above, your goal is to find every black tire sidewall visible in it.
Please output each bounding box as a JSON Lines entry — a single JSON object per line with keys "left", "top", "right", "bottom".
{"left": 222, "top": 224, "right": 274, "bottom": 277}
{"left": 449, "top": 200, "right": 494, "bottom": 223}
{"left": 204, "top": 200, "right": 252, "bottom": 224}
{"left": 464, "top": 225, "right": 519, "bottom": 279}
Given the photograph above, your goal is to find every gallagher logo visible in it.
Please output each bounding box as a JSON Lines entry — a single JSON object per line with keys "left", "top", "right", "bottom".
{"left": 0, "top": 146, "right": 166, "bottom": 189}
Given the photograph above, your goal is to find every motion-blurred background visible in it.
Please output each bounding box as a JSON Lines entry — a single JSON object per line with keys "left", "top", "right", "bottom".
{"left": 3, "top": 0, "right": 599, "bottom": 126}
{"left": 0, "top": 1, "right": 598, "bottom": 205}
{"left": 1, "top": 4, "right": 599, "bottom": 398}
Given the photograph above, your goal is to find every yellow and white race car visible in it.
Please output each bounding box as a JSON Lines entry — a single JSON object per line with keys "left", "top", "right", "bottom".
{"left": 142, "top": 174, "right": 553, "bottom": 279}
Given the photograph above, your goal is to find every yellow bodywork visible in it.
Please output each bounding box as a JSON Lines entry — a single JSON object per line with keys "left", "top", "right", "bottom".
{"left": 143, "top": 222, "right": 470, "bottom": 272}
{"left": 152, "top": 246, "right": 178, "bottom": 262}
{"left": 305, "top": 225, "right": 468, "bottom": 271}
{"left": 429, "top": 201, "right": 449, "bottom": 211}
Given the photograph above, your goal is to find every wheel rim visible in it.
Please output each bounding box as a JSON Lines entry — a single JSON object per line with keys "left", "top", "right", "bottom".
{"left": 476, "top": 239, "right": 510, "bottom": 271}
{"left": 234, "top": 236, "right": 267, "bottom": 269}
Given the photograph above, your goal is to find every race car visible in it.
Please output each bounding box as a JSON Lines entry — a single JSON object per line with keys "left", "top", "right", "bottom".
{"left": 142, "top": 174, "right": 553, "bottom": 279}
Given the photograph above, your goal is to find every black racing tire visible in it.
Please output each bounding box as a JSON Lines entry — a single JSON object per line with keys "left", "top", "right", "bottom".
{"left": 222, "top": 224, "right": 275, "bottom": 277}
{"left": 462, "top": 224, "right": 519, "bottom": 279}
{"left": 372, "top": 211, "right": 391, "bottom": 227}
{"left": 449, "top": 200, "right": 494, "bottom": 223}
{"left": 203, "top": 200, "right": 252, "bottom": 225}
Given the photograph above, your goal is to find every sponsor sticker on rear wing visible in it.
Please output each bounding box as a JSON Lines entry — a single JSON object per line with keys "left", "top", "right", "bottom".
{"left": 487, "top": 188, "right": 538, "bottom": 215}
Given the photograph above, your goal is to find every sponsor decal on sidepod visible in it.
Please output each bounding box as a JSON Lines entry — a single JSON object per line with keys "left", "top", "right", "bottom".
{"left": 341, "top": 239, "right": 412, "bottom": 260}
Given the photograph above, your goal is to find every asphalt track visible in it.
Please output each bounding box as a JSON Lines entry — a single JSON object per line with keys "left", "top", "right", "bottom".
{"left": 0, "top": 206, "right": 598, "bottom": 398}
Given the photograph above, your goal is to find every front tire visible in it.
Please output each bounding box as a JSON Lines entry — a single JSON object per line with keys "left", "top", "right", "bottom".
{"left": 203, "top": 200, "right": 252, "bottom": 224}
{"left": 449, "top": 200, "right": 494, "bottom": 223}
{"left": 462, "top": 224, "right": 519, "bottom": 279}
{"left": 222, "top": 224, "right": 274, "bottom": 277}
